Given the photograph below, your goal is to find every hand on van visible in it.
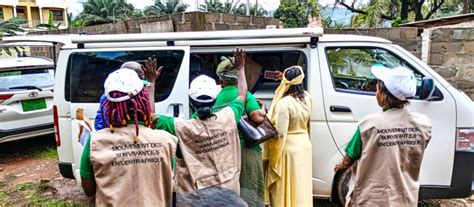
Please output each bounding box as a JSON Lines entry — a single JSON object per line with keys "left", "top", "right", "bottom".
{"left": 143, "top": 57, "right": 163, "bottom": 83}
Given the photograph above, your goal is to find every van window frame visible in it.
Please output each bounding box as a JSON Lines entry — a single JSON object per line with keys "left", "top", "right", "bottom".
{"left": 190, "top": 48, "right": 309, "bottom": 91}
{"left": 323, "top": 46, "right": 444, "bottom": 101}
{"left": 64, "top": 48, "right": 186, "bottom": 103}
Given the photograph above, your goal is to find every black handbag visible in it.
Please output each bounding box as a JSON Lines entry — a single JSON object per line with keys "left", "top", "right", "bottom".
{"left": 238, "top": 114, "right": 277, "bottom": 146}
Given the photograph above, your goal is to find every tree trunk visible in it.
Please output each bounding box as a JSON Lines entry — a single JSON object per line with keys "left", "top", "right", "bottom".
{"left": 255, "top": 0, "right": 258, "bottom": 16}
{"left": 414, "top": 0, "right": 424, "bottom": 21}
{"left": 401, "top": 0, "right": 409, "bottom": 21}
{"left": 462, "top": 0, "right": 471, "bottom": 13}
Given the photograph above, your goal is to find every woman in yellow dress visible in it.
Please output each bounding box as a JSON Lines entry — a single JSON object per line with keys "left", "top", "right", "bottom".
{"left": 263, "top": 66, "right": 313, "bottom": 207}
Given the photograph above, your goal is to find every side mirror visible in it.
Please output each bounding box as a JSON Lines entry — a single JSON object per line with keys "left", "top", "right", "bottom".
{"left": 418, "top": 77, "right": 435, "bottom": 100}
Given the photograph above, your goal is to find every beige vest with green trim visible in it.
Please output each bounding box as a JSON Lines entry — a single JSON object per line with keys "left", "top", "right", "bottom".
{"left": 90, "top": 125, "right": 178, "bottom": 207}
{"left": 346, "top": 108, "right": 431, "bottom": 207}
{"left": 174, "top": 107, "right": 241, "bottom": 195}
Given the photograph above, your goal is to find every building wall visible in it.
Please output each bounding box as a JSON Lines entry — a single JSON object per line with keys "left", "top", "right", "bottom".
{"left": 30, "top": 12, "right": 280, "bottom": 35}
{"left": 41, "top": 8, "right": 51, "bottom": 23}
{"left": 17, "top": 1, "right": 36, "bottom": 7}
{"left": 427, "top": 27, "right": 474, "bottom": 100}
{"left": 31, "top": 7, "right": 40, "bottom": 21}
{"left": 1, "top": 6, "right": 14, "bottom": 20}
{"left": 325, "top": 27, "right": 421, "bottom": 58}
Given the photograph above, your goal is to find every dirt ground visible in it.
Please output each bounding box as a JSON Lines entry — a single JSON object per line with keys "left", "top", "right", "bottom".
{"left": 0, "top": 135, "right": 92, "bottom": 206}
{"left": 0, "top": 135, "right": 472, "bottom": 206}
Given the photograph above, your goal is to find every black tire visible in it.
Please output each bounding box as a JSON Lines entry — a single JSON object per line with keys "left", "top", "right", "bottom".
{"left": 335, "top": 169, "right": 352, "bottom": 206}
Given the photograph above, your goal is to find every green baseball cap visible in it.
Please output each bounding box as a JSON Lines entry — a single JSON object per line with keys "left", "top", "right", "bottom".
{"left": 216, "top": 56, "right": 238, "bottom": 80}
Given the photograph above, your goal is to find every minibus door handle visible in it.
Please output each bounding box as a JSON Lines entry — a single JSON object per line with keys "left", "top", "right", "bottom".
{"left": 330, "top": 105, "right": 352, "bottom": 113}
{"left": 172, "top": 104, "right": 180, "bottom": 117}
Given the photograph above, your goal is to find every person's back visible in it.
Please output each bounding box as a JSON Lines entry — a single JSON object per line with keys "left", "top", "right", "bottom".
{"left": 348, "top": 109, "right": 431, "bottom": 206}
{"left": 335, "top": 65, "right": 432, "bottom": 207}
{"left": 90, "top": 125, "right": 177, "bottom": 206}
{"left": 208, "top": 56, "right": 267, "bottom": 207}
{"left": 80, "top": 68, "right": 177, "bottom": 206}
{"left": 276, "top": 93, "right": 312, "bottom": 135}
{"left": 175, "top": 106, "right": 241, "bottom": 194}
{"left": 153, "top": 49, "right": 249, "bottom": 198}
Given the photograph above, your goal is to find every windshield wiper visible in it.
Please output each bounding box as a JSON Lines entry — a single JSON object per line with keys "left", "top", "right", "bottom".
{"left": 8, "top": 86, "right": 43, "bottom": 91}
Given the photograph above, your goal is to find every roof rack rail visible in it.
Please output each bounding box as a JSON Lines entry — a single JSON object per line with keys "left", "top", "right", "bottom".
{"left": 71, "top": 27, "right": 324, "bottom": 44}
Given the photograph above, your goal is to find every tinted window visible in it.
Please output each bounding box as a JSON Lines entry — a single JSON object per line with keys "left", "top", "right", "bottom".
{"left": 65, "top": 50, "right": 184, "bottom": 103}
{"left": 190, "top": 50, "right": 307, "bottom": 94}
{"left": 0, "top": 69, "right": 54, "bottom": 92}
{"left": 326, "top": 47, "right": 423, "bottom": 94}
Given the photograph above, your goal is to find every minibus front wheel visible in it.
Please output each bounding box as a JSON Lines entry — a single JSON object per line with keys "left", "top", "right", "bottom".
{"left": 332, "top": 168, "right": 352, "bottom": 206}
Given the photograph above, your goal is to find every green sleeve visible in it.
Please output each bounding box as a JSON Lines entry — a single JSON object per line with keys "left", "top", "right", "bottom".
{"left": 80, "top": 135, "right": 94, "bottom": 179}
{"left": 153, "top": 115, "right": 176, "bottom": 136}
{"left": 345, "top": 127, "right": 362, "bottom": 160}
{"left": 228, "top": 99, "right": 245, "bottom": 123}
{"left": 245, "top": 92, "right": 261, "bottom": 113}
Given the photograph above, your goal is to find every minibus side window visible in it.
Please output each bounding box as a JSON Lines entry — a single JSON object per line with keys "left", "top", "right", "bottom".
{"left": 65, "top": 50, "right": 184, "bottom": 103}
{"left": 325, "top": 47, "right": 424, "bottom": 96}
{"left": 190, "top": 51, "right": 307, "bottom": 94}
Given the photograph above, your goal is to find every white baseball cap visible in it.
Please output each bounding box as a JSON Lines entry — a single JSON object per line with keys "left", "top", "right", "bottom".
{"left": 104, "top": 68, "right": 144, "bottom": 102}
{"left": 189, "top": 75, "right": 220, "bottom": 103}
{"left": 371, "top": 65, "right": 417, "bottom": 101}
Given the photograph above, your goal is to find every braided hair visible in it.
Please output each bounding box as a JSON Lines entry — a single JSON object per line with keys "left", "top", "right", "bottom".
{"left": 104, "top": 89, "right": 153, "bottom": 142}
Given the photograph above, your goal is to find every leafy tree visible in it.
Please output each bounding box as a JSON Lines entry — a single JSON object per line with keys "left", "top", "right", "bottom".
{"left": 434, "top": 0, "right": 474, "bottom": 17}
{"left": 336, "top": 0, "right": 446, "bottom": 26}
{"left": 132, "top": 9, "right": 146, "bottom": 18}
{"left": 199, "top": 0, "right": 225, "bottom": 12}
{"left": 274, "top": 0, "right": 320, "bottom": 28}
{"left": 322, "top": 15, "right": 349, "bottom": 29}
{"left": 0, "top": 17, "right": 26, "bottom": 56}
{"left": 200, "top": 0, "right": 267, "bottom": 16}
{"left": 234, "top": 3, "right": 268, "bottom": 16}
{"left": 224, "top": 0, "right": 244, "bottom": 14}
{"left": 144, "top": 0, "right": 188, "bottom": 16}
{"left": 38, "top": 11, "right": 61, "bottom": 30}
{"left": 79, "top": 0, "right": 135, "bottom": 26}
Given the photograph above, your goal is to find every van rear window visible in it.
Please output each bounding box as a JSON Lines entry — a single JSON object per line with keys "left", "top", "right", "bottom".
{"left": 65, "top": 50, "right": 184, "bottom": 103}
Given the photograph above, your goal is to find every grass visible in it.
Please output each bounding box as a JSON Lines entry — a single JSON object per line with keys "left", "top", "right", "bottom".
{"left": 0, "top": 191, "right": 6, "bottom": 203}
{"left": 3, "top": 181, "right": 88, "bottom": 206}
{"left": 28, "top": 146, "right": 58, "bottom": 160}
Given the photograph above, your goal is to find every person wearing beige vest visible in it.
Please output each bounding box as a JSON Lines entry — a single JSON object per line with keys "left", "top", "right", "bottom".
{"left": 80, "top": 69, "right": 178, "bottom": 206}
{"left": 335, "top": 65, "right": 432, "bottom": 207}
{"left": 152, "top": 48, "right": 248, "bottom": 199}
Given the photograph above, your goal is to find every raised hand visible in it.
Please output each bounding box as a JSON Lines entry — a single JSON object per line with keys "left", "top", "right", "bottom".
{"left": 233, "top": 48, "right": 246, "bottom": 70}
{"left": 143, "top": 57, "right": 163, "bottom": 83}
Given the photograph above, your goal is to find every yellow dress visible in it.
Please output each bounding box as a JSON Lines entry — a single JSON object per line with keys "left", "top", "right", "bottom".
{"left": 263, "top": 93, "right": 313, "bottom": 207}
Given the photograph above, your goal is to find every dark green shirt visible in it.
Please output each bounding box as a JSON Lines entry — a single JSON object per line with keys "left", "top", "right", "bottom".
{"left": 80, "top": 135, "right": 93, "bottom": 179}
{"left": 192, "top": 86, "right": 262, "bottom": 151}
{"left": 345, "top": 127, "right": 362, "bottom": 159}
